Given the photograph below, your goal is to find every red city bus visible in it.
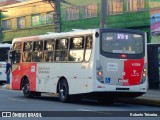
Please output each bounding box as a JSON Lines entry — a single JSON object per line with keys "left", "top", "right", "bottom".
{"left": 9, "top": 28, "right": 147, "bottom": 103}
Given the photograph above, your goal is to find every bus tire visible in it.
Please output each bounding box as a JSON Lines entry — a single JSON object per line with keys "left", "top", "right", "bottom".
{"left": 22, "top": 79, "right": 33, "bottom": 98}
{"left": 58, "top": 79, "right": 70, "bottom": 103}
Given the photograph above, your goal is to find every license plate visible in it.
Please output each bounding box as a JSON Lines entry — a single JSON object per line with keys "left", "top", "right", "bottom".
{"left": 118, "top": 79, "right": 128, "bottom": 83}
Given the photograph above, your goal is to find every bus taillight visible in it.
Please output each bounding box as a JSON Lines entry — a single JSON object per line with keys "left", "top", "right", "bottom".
{"left": 96, "top": 62, "right": 103, "bottom": 83}
{"left": 143, "top": 68, "right": 147, "bottom": 72}
{"left": 97, "top": 71, "right": 103, "bottom": 76}
{"left": 140, "top": 64, "right": 147, "bottom": 84}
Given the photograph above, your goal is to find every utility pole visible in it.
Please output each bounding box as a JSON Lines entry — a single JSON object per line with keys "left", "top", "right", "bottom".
{"left": 53, "top": 0, "right": 61, "bottom": 32}
{"left": 100, "top": 0, "right": 107, "bottom": 28}
{"left": 43, "top": 0, "right": 61, "bottom": 32}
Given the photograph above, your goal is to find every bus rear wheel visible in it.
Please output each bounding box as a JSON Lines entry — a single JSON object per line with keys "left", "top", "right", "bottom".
{"left": 58, "top": 79, "right": 70, "bottom": 102}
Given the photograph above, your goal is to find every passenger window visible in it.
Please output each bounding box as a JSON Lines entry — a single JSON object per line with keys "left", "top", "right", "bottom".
{"left": 85, "top": 36, "right": 92, "bottom": 61}
{"left": 13, "top": 42, "right": 21, "bottom": 50}
{"left": 70, "top": 37, "right": 84, "bottom": 49}
{"left": 56, "top": 39, "right": 68, "bottom": 50}
{"left": 69, "top": 37, "right": 84, "bottom": 62}
{"left": 43, "top": 40, "right": 54, "bottom": 62}
{"left": 32, "top": 52, "right": 43, "bottom": 62}
{"left": 55, "top": 38, "right": 68, "bottom": 62}
{"left": 44, "top": 40, "right": 54, "bottom": 51}
{"left": 55, "top": 51, "right": 68, "bottom": 61}
{"left": 24, "top": 41, "right": 33, "bottom": 52}
{"left": 33, "top": 41, "right": 43, "bottom": 51}
{"left": 23, "top": 52, "right": 31, "bottom": 62}
{"left": 23, "top": 41, "right": 32, "bottom": 62}
{"left": 32, "top": 41, "right": 43, "bottom": 62}
{"left": 86, "top": 36, "right": 92, "bottom": 49}
{"left": 44, "top": 51, "right": 53, "bottom": 62}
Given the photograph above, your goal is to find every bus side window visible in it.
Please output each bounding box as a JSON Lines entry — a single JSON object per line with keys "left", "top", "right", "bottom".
{"left": 44, "top": 52, "right": 53, "bottom": 62}
{"left": 24, "top": 41, "right": 33, "bottom": 52}
{"left": 13, "top": 42, "right": 21, "bottom": 50}
{"left": 85, "top": 36, "right": 92, "bottom": 61}
{"left": 23, "top": 41, "right": 32, "bottom": 62}
{"left": 32, "top": 41, "right": 43, "bottom": 62}
{"left": 55, "top": 39, "right": 68, "bottom": 62}
{"left": 32, "top": 52, "right": 43, "bottom": 62}
{"left": 43, "top": 40, "right": 54, "bottom": 62}
{"left": 34, "top": 41, "right": 43, "bottom": 52}
{"left": 23, "top": 53, "right": 31, "bottom": 62}
{"left": 69, "top": 37, "right": 84, "bottom": 62}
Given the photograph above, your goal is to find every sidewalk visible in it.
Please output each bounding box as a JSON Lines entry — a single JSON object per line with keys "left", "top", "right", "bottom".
{"left": 1, "top": 84, "right": 10, "bottom": 89}
{"left": 1, "top": 84, "right": 160, "bottom": 106}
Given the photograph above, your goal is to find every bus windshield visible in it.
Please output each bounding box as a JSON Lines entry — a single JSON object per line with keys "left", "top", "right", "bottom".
{"left": 0, "top": 48, "right": 10, "bottom": 61}
{"left": 101, "top": 32, "right": 144, "bottom": 54}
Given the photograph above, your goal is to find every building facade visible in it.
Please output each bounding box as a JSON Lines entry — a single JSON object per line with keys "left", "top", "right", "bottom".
{"left": 60, "top": 0, "right": 160, "bottom": 43}
{"left": 1, "top": 0, "right": 160, "bottom": 43}
{"left": 0, "top": 0, "right": 55, "bottom": 43}
{"left": 61, "top": 0, "right": 151, "bottom": 42}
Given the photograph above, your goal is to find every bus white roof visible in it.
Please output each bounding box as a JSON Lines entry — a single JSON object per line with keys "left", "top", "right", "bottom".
{"left": 12, "top": 29, "right": 98, "bottom": 43}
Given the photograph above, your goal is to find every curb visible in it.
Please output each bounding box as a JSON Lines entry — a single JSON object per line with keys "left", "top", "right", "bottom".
{"left": 1, "top": 84, "right": 11, "bottom": 90}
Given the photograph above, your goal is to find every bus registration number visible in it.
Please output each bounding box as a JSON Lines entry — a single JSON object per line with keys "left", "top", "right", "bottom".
{"left": 118, "top": 79, "right": 128, "bottom": 83}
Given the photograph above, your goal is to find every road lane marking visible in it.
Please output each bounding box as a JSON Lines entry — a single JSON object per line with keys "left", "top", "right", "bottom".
{"left": 78, "top": 109, "right": 93, "bottom": 111}
{"left": 78, "top": 109, "right": 112, "bottom": 115}
{"left": 0, "top": 89, "right": 22, "bottom": 93}
{"left": 8, "top": 98, "right": 27, "bottom": 102}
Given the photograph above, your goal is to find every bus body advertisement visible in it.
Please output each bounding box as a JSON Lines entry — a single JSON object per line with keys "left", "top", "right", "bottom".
{"left": 0, "top": 44, "right": 12, "bottom": 83}
{"left": 9, "top": 28, "right": 147, "bottom": 103}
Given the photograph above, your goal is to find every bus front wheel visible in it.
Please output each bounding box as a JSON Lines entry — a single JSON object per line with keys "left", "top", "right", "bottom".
{"left": 22, "top": 83, "right": 33, "bottom": 98}
{"left": 58, "top": 79, "right": 70, "bottom": 103}
{"left": 22, "top": 79, "right": 41, "bottom": 98}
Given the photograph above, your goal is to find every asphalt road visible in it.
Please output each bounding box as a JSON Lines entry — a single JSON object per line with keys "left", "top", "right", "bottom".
{"left": 0, "top": 88, "right": 160, "bottom": 120}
